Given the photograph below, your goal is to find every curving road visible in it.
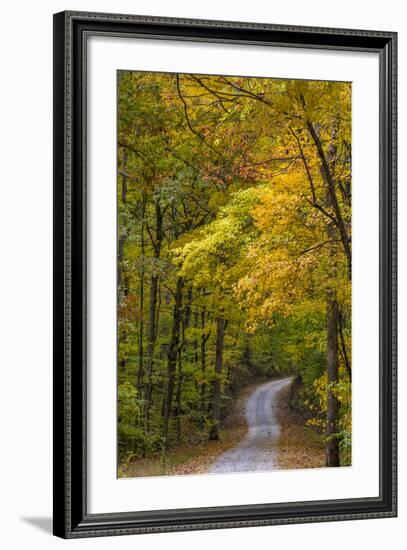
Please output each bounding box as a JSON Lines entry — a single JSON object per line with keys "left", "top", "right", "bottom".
{"left": 208, "top": 377, "right": 293, "bottom": 474}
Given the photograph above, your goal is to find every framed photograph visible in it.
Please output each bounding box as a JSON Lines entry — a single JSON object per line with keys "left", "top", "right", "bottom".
{"left": 53, "top": 11, "right": 397, "bottom": 538}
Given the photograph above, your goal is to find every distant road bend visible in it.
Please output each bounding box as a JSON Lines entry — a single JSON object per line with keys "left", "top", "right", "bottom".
{"left": 208, "top": 377, "right": 293, "bottom": 474}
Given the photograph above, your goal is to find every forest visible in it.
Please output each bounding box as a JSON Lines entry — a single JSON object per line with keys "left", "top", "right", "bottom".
{"left": 117, "top": 70, "right": 352, "bottom": 476}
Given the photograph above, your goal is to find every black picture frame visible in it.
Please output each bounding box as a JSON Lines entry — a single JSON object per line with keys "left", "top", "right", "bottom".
{"left": 53, "top": 10, "right": 397, "bottom": 539}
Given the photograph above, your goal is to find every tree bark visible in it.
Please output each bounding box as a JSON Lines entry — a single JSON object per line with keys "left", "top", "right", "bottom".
{"left": 118, "top": 150, "right": 128, "bottom": 373}
{"left": 326, "top": 298, "right": 341, "bottom": 467}
{"left": 144, "top": 199, "right": 163, "bottom": 432}
{"left": 199, "top": 307, "right": 210, "bottom": 427}
{"left": 311, "top": 122, "right": 345, "bottom": 467}
{"left": 175, "top": 349, "right": 183, "bottom": 444}
{"left": 227, "top": 320, "right": 241, "bottom": 383}
{"left": 338, "top": 308, "right": 351, "bottom": 382}
{"left": 117, "top": 151, "right": 128, "bottom": 296}
{"left": 117, "top": 149, "right": 128, "bottom": 290}
{"left": 209, "top": 317, "right": 227, "bottom": 441}
{"left": 306, "top": 120, "right": 352, "bottom": 280}
{"left": 137, "top": 193, "right": 146, "bottom": 391}
{"left": 174, "top": 288, "right": 190, "bottom": 444}
{"left": 162, "top": 277, "right": 184, "bottom": 447}
{"left": 193, "top": 310, "right": 199, "bottom": 367}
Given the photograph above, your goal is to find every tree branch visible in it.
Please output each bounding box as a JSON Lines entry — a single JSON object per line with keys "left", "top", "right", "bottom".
{"left": 305, "top": 120, "right": 352, "bottom": 279}
{"left": 298, "top": 239, "right": 340, "bottom": 256}
{"left": 118, "top": 141, "right": 156, "bottom": 168}
{"left": 176, "top": 75, "right": 224, "bottom": 159}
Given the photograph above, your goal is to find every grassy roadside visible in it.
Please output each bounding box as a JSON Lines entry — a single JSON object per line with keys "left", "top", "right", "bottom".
{"left": 119, "top": 428, "right": 245, "bottom": 478}
{"left": 119, "top": 383, "right": 253, "bottom": 478}
{"left": 274, "top": 384, "right": 325, "bottom": 470}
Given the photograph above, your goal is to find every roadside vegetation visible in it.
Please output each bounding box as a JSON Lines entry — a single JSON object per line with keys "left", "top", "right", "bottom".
{"left": 117, "top": 71, "right": 352, "bottom": 475}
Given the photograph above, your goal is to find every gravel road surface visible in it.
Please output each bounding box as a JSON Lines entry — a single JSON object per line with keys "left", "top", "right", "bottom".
{"left": 208, "top": 377, "right": 293, "bottom": 473}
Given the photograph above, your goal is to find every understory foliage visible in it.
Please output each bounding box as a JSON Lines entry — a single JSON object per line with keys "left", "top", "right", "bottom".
{"left": 117, "top": 71, "right": 352, "bottom": 470}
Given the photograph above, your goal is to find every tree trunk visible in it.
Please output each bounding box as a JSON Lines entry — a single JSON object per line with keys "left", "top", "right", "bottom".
{"left": 118, "top": 150, "right": 128, "bottom": 373}
{"left": 117, "top": 149, "right": 127, "bottom": 290}
{"left": 175, "top": 289, "right": 190, "bottom": 444}
{"left": 193, "top": 310, "right": 199, "bottom": 367}
{"left": 144, "top": 199, "right": 163, "bottom": 432}
{"left": 311, "top": 122, "right": 344, "bottom": 467}
{"left": 137, "top": 193, "right": 146, "bottom": 391}
{"left": 162, "top": 277, "right": 184, "bottom": 447}
{"left": 175, "top": 349, "right": 183, "bottom": 444}
{"left": 306, "top": 120, "right": 351, "bottom": 280}
{"left": 143, "top": 277, "right": 158, "bottom": 431}
{"left": 227, "top": 320, "right": 241, "bottom": 383}
{"left": 326, "top": 298, "right": 341, "bottom": 467}
{"left": 209, "top": 317, "right": 227, "bottom": 441}
{"left": 338, "top": 308, "right": 352, "bottom": 382}
{"left": 199, "top": 308, "right": 210, "bottom": 428}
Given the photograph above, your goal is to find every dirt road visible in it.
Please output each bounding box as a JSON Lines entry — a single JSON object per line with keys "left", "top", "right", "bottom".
{"left": 208, "top": 377, "right": 293, "bottom": 474}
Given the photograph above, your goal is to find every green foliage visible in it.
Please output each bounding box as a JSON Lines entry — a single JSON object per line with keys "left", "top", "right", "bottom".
{"left": 117, "top": 70, "right": 352, "bottom": 469}
{"left": 118, "top": 383, "right": 160, "bottom": 458}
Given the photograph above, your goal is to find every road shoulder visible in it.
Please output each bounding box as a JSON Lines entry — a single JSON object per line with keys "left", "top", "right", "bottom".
{"left": 274, "top": 383, "right": 325, "bottom": 470}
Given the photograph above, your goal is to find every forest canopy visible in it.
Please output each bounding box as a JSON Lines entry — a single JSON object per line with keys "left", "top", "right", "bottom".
{"left": 117, "top": 71, "right": 352, "bottom": 475}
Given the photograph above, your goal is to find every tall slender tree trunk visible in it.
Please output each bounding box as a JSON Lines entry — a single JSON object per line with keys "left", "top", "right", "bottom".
{"left": 144, "top": 199, "right": 163, "bottom": 432}
{"left": 308, "top": 121, "right": 345, "bottom": 467}
{"left": 175, "top": 289, "right": 190, "bottom": 444}
{"left": 175, "top": 349, "right": 183, "bottom": 444}
{"left": 193, "top": 310, "right": 199, "bottom": 367}
{"left": 118, "top": 150, "right": 128, "bottom": 373}
{"left": 117, "top": 150, "right": 127, "bottom": 290}
{"left": 162, "top": 277, "right": 184, "bottom": 447}
{"left": 199, "top": 308, "right": 210, "bottom": 428}
{"left": 137, "top": 193, "right": 146, "bottom": 392}
{"left": 227, "top": 319, "right": 241, "bottom": 383}
{"left": 326, "top": 298, "right": 341, "bottom": 467}
{"left": 144, "top": 277, "right": 158, "bottom": 431}
{"left": 306, "top": 119, "right": 351, "bottom": 281}
{"left": 209, "top": 317, "right": 227, "bottom": 441}
{"left": 184, "top": 288, "right": 193, "bottom": 328}
{"left": 338, "top": 308, "right": 352, "bottom": 382}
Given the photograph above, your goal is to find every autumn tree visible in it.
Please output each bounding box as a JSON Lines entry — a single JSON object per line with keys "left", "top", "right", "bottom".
{"left": 117, "top": 70, "right": 352, "bottom": 471}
